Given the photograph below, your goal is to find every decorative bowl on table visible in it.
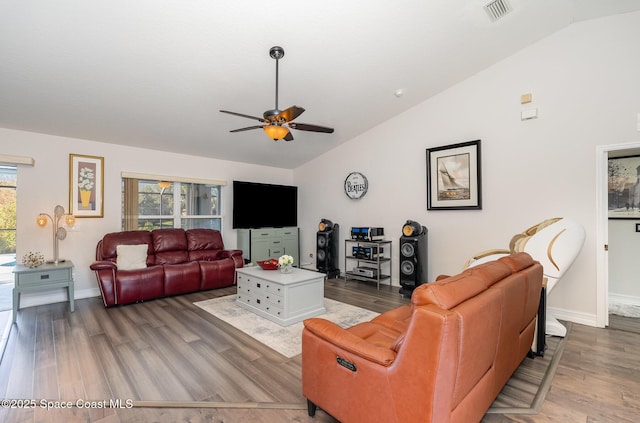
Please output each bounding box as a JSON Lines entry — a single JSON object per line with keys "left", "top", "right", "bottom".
{"left": 257, "top": 258, "right": 279, "bottom": 270}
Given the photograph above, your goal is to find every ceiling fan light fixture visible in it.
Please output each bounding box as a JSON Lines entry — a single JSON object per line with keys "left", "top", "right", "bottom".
{"left": 263, "top": 125, "right": 290, "bottom": 141}
{"left": 220, "top": 46, "right": 334, "bottom": 141}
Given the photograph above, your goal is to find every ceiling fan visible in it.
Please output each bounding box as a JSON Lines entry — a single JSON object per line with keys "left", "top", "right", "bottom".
{"left": 220, "top": 46, "right": 334, "bottom": 142}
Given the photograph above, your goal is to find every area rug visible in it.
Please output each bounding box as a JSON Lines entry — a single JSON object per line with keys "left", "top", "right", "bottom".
{"left": 194, "top": 295, "right": 379, "bottom": 358}
{"left": 486, "top": 322, "right": 569, "bottom": 415}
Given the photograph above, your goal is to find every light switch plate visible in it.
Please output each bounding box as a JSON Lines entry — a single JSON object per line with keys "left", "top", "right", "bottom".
{"left": 521, "top": 108, "right": 538, "bottom": 120}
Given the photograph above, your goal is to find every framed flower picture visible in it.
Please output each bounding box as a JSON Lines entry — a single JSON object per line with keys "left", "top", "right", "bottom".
{"left": 69, "top": 154, "right": 104, "bottom": 218}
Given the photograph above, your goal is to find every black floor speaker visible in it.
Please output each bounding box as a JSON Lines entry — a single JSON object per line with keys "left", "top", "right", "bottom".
{"left": 399, "top": 220, "right": 428, "bottom": 296}
{"left": 316, "top": 219, "right": 340, "bottom": 279}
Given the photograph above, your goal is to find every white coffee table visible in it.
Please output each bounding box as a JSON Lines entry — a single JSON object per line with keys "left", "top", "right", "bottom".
{"left": 236, "top": 266, "right": 326, "bottom": 326}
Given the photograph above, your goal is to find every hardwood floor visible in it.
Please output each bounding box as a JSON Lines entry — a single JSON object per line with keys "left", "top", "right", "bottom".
{"left": 0, "top": 278, "right": 638, "bottom": 423}
{"left": 608, "top": 313, "right": 640, "bottom": 335}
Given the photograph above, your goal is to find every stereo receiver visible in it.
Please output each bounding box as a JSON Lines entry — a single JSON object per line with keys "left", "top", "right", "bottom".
{"left": 353, "top": 267, "right": 378, "bottom": 278}
{"left": 350, "top": 227, "right": 385, "bottom": 241}
{"left": 351, "top": 245, "right": 384, "bottom": 260}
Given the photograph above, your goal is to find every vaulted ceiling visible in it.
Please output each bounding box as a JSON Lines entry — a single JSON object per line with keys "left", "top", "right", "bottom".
{"left": 1, "top": 0, "right": 639, "bottom": 169}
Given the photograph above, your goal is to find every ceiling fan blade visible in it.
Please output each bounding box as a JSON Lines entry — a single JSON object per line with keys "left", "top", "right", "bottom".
{"left": 289, "top": 122, "right": 334, "bottom": 133}
{"left": 230, "top": 125, "right": 264, "bottom": 133}
{"left": 220, "top": 110, "right": 267, "bottom": 123}
{"left": 284, "top": 131, "right": 294, "bottom": 141}
{"left": 276, "top": 106, "right": 305, "bottom": 122}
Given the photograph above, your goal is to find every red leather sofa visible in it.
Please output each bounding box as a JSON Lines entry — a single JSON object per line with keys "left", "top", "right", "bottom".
{"left": 302, "top": 252, "right": 543, "bottom": 423}
{"left": 90, "top": 228, "right": 243, "bottom": 307}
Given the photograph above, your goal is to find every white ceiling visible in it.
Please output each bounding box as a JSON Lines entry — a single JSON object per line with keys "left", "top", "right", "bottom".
{"left": 1, "top": 0, "right": 640, "bottom": 169}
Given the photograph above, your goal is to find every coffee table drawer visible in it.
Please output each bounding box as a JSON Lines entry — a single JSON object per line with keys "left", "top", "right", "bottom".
{"left": 237, "top": 292, "right": 255, "bottom": 306}
{"left": 18, "top": 268, "right": 70, "bottom": 285}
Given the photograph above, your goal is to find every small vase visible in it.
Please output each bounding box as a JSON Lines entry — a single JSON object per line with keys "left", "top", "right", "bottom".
{"left": 280, "top": 264, "right": 293, "bottom": 274}
{"left": 80, "top": 189, "right": 92, "bottom": 207}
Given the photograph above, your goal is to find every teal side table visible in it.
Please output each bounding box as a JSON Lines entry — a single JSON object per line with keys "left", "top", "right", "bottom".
{"left": 12, "top": 261, "right": 75, "bottom": 323}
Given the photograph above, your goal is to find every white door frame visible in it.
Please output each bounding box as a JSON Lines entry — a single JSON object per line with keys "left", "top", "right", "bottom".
{"left": 596, "top": 141, "right": 640, "bottom": 328}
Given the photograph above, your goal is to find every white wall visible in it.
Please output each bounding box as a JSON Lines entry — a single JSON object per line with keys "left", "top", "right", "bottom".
{"left": 295, "top": 11, "right": 640, "bottom": 326}
{"left": 1, "top": 127, "right": 293, "bottom": 306}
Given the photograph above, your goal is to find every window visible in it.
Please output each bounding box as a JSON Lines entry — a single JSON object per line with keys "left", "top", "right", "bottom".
{"left": 122, "top": 177, "right": 223, "bottom": 231}
{"left": 0, "top": 166, "right": 17, "bottom": 255}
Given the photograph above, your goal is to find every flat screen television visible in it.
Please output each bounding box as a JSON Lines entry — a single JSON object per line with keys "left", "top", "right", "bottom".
{"left": 232, "top": 180, "right": 298, "bottom": 229}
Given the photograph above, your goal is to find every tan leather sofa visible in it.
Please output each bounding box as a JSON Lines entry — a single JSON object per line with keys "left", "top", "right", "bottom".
{"left": 302, "top": 252, "right": 543, "bottom": 423}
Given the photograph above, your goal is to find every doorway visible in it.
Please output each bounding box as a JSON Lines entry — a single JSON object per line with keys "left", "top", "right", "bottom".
{"left": 596, "top": 142, "right": 640, "bottom": 330}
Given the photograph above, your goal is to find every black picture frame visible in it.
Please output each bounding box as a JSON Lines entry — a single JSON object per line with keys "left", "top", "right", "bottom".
{"left": 426, "top": 140, "right": 482, "bottom": 210}
{"left": 608, "top": 154, "right": 640, "bottom": 219}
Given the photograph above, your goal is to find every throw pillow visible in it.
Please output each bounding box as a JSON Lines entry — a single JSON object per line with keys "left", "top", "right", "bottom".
{"left": 116, "top": 244, "right": 148, "bottom": 270}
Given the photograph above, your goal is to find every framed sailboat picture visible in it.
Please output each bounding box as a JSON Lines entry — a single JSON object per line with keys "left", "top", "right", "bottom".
{"left": 426, "top": 140, "right": 482, "bottom": 210}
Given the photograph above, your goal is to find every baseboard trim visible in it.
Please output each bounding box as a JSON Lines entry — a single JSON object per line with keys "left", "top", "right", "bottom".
{"left": 548, "top": 306, "right": 597, "bottom": 328}
{"left": 609, "top": 293, "right": 640, "bottom": 317}
{"left": 609, "top": 292, "right": 640, "bottom": 306}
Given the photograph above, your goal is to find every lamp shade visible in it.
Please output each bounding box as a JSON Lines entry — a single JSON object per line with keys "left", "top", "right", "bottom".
{"left": 36, "top": 214, "right": 48, "bottom": 227}
{"left": 65, "top": 215, "right": 76, "bottom": 227}
{"left": 263, "top": 125, "right": 290, "bottom": 141}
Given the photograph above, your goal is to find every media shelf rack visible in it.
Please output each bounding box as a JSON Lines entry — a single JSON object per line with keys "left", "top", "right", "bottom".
{"left": 344, "top": 239, "right": 392, "bottom": 290}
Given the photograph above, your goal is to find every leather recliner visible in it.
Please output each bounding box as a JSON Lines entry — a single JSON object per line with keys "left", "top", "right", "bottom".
{"left": 302, "top": 252, "right": 543, "bottom": 423}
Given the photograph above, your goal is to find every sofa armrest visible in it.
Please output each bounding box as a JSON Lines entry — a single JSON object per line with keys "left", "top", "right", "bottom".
{"left": 303, "top": 318, "right": 397, "bottom": 366}
{"left": 220, "top": 249, "right": 244, "bottom": 268}
{"left": 220, "top": 249, "right": 243, "bottom": 259}
{"left": 90, "top": 260, "right": 117, "bottom": 271}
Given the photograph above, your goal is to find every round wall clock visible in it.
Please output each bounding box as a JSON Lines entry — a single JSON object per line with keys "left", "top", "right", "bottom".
{"left": 344, "top": 172, "right": 368, "bottom": 199}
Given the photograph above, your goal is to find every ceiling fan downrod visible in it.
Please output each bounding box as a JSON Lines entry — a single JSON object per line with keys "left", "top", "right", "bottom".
{"left": 265, "top": 46, "right": 285, "bottom": 120}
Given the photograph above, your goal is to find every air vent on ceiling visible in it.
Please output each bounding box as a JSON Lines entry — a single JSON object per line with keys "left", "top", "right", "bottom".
{"left": 484, "top": 0, "right": 512, "bottom": 22}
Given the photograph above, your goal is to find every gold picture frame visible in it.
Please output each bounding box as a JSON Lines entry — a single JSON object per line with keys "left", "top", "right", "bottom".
{"left": 69, "top": 154, "right": 104, "bottom": 218}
